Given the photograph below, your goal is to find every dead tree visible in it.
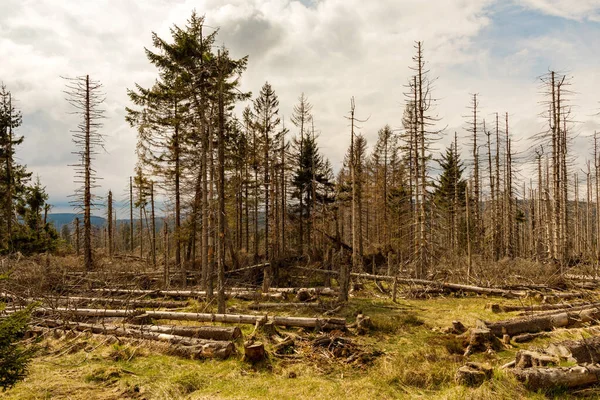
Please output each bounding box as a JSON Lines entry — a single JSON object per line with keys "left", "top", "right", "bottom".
{"left": 107, "top": 190, "right": 113, "bottom": 257}
{"left": 65, "top": 75, "right": 105, "bottom": 271}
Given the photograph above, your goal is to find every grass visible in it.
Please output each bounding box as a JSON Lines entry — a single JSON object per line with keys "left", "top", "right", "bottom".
{"left": 4, "top": 286, "right": 600, "bottom": 399}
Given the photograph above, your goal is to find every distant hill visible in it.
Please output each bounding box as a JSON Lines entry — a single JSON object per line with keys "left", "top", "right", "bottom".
{"left": 47, "top": 213, "right": 106, "bottom": 230}
{"left": 47, "top": 213, "right": 166, "bottom": 231}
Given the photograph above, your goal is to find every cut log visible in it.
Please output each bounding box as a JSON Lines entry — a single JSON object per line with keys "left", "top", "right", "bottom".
{"left": 268, "top": 287, "right": 337, "bottom": 296}
{"left": 517, "top": 302, "right": 600, "bottom": 317}
{"left": 455, "top": 362, "right": 493, "bottom": 387}
{"left": 89, "top": 288, "right": 284, "bottom": 301}
{"left": 34, "top": 307, "right": 143, "bottom": 318}
{"left": 145, "top": 311, "right": 346, "bottom": 330}
{"left": 489, "top": 301, "right": 590, "bottom": 313}
{"left": 481, "top": 307, "right": 600, "bottom": 337}
{"left": 247, "top": 303, "right": 323, "bottom": 310}
{"left": 545, "top": 335, "right": 600, "bottom": 364}
{"left": 542, "top": 292, "right": 588, "bottom": 303}
{"left": 130, "top": 325, "right": 242, "bottom": 341}
{"left": 512, "top": 332, "right": 549, "bottom": 343}
{"left": 48, "top": 296, "right": 186, "bottom": 309}
{"left": 490, "top": 307, "right": 600, "bottom": 337}
{"left": 515, "top": 350, "right": 558, "bottom": 368}
{"left": 512, "top": 365, "right": 600, "bottom": 390}
{"left": 37, "top": 320, "right": 234, "bottom": 359}
{"left": 289, "top": 267, "right": 527, "bottom": 298}
{"left": 146, "top": 311, "right": 268, "bottom": 325}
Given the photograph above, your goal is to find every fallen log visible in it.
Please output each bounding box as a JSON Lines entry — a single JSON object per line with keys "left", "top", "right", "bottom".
{"left": 545, "top": 335, "right": 600, "bottom": 364}
{"left": 47, "top": 296, "right": 186, "bottom": 309}
{"left": 484, "top": 308, "right": 600, "bottom": 337}
{"left": 269, "top": 287, "right": 337, "bottom": 296}
{"left": 512, "top": 332, "right": 549, "bottom": 343}
{"left": 225, "top": 263, "right": 269, "bottom": 275}
{"left": 247, "top": 303, "right": 324, "bottom": 310}
{"left": 488, "top": 301, "right": 590, "bottom": 313}
{"left": 145, "top": 310, "right": 346, "bottom": 329}
{"left": 131, "top": 324, "right": 242, "bottom": 341}
{"left": 37, "top": 320, "right": 234, "bottom": 359}
{"left": 34, "top": 307, "right": 143, "bottom": 318}
{"left": 513, "top": 365, "right": 600, "bottom": 390}
{"left": 89, "top": 288, "right": 284, "bottom": 300}
{"left": 517, "top": 302, "right": 600, "bottom": 317}
{"left": 290, "top": 267, "right": 527, "bottom": 298}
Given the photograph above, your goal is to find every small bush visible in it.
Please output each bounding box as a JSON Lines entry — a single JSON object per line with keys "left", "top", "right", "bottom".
{"left": 0, "top": 304, "right": 35, "bottom": 390}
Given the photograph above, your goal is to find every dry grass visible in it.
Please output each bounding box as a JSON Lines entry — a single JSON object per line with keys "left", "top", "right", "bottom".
{"left": 4, "top": 257, "right": 600, "bottom": 399}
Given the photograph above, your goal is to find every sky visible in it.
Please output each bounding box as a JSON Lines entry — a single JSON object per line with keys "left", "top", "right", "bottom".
{"left": 1, "top": 0, "right": 600, "bottom": 215}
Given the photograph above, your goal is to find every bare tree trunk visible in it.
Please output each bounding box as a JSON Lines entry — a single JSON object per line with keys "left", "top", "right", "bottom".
{"left": 150, "top": 181, "right": 156, "bottom": 269}
{"left": 129, "top": 176, "right": 134, "bottom": 254}
{"left": 217, "top": 53, "right": 226, "bottom": 313}
{"left": 107, "top": 190, "right": 113, "bottom": 257}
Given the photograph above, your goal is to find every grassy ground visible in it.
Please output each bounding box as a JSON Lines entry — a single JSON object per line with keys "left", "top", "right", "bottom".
{"left": 3, "top": 286, "right": 600, "bottom": 399}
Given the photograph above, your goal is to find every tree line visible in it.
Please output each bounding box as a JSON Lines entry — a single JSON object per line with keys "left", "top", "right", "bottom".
{"left": 3, "top": 12, "right": 600, "bottom": 303}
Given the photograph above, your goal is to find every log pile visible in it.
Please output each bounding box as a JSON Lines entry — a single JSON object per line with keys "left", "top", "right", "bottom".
{"left": 37, "top": 320, "right": 235, "bottom": 359}
{"left": 482, "top": 305, "right": 600, "bottom": 337}
{"left": 505, "top": 333, "right": 600, "bottom": 391}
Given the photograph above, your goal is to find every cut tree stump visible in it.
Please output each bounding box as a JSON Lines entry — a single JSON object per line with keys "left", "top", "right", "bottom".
{"left": 445, "top": 321, "right": 467, "bottom": 335}
{"left": 463, "top": 328, "right": 504, "bottom": 356}
{"left": 515, "top": 350, "right": 558, "bottom": 368}
{"left": 513, "top": 365, "right": 600, "bottom": 390}
{"left": 244, "top": 342, "right": 266, "bottom": 363}
{"left": 455, "top": 362, "right": 493, "bottom": 387}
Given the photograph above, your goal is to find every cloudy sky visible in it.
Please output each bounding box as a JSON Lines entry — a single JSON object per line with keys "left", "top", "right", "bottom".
{"left": 1, "top": 0, "right": 600, "bottom": 215}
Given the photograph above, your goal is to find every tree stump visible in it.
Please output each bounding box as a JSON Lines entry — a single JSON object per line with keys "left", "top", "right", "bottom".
{"left": 515, "top": 350, "right": 558, "bottom": 368}
{"left": 355, "top": 314, "right": 373, "bottom": 335}
{"left": 456, "top": 362, "right": 493, "bottom": 387}
{"left": 463, "top": 328, "right": 503, "bottom": 356}
{"left": 296, "top": 289, "right": 311, "bottom": 302}
{"left": 244, "top": 342, "right": 266, "bottom": 363}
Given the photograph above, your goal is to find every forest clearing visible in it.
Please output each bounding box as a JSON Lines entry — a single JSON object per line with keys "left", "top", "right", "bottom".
{"left": 4, "top": 254, "right": 600, "bottom": 399}
{"left": 3, "top": 2, "right": 600, "bottom": 399}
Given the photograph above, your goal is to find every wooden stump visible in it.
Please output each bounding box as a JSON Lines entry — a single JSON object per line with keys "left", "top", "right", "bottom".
{"left": 244, "top": 342, "right": 266, "bottom": 363}
{"left": 463, "top": 328, "right": 503, "bottom": 356}
{"left": 444, "top": 320, "right": 467, "bottom": 335}
{"left": 296, "top": 289, "right": 312, "bottom": 302}
{"left": 456, "top": 362, "right": 493, "bottom": 387}
{"left": 515, "top": 350, "right": 558, "bottom": 369}
{"left": 355, "top": 314, "right": 373, "bottom": 335}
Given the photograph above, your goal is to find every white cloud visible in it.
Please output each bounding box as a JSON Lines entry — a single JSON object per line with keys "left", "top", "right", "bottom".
{"left": 1, "top": 0, "right": 599, "bottom": 213}
{"left": 514, "top": 0, "right": 600, "bottom": 21}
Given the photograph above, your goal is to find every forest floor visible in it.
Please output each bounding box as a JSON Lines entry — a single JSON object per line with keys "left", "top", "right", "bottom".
{"left": 2, "top": 257, "right": 600, "bottom": 399}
